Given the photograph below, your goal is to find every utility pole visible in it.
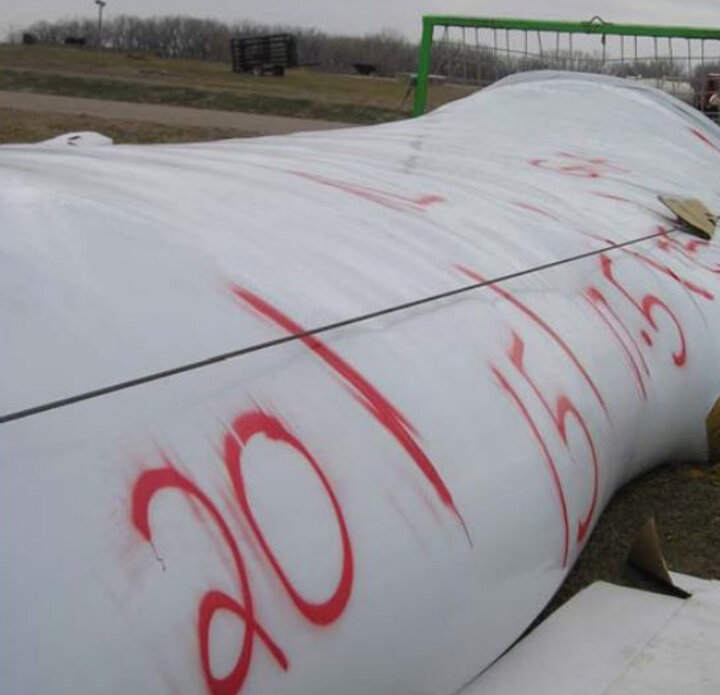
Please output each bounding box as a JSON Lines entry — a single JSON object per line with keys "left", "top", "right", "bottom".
{"left": 95, "top": 0, "right": 107, "bottom": 47}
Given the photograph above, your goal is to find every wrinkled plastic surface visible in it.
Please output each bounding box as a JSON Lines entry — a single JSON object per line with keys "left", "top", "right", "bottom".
{"left": 2, "top": 72, "right": 720, "bottom": 695}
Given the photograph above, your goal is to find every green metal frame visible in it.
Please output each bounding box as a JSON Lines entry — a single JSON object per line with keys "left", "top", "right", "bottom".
{"left": 412, "top": 15, "right": 720, "bottom": 116}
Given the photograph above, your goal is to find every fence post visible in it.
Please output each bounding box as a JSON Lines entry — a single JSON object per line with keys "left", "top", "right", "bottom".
{"left": 412, "top": 17, "right": 434, "bottom": 116}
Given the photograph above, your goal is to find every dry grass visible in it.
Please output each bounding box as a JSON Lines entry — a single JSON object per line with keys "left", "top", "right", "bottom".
{"left": 0, "top": 108, "right": 248, "bottom": 144}
{"left": 0, "top": 44, "right": 473, "bottom": 121}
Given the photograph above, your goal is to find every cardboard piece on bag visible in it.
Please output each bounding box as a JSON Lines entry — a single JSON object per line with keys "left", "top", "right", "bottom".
{"left": 658, "top": 196, "right": 716, "bottom": 239}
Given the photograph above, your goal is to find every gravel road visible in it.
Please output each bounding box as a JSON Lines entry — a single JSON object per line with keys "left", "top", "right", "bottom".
{"left": 0, "top": 90, "right": 354, "bottom": 136}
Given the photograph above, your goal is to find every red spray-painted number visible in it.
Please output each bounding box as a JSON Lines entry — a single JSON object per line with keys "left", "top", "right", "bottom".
{"left": 620, "top": 231, "right": 714, "bottom": 301}
{"left": 507, "top": 333, "right": 598, "bottom": 544}
{"left": 689, "top": 127, "right": 720, "bottom": 154}
{"left": 529, "top": 152, "right": 629, "bottom": 178}
{"left": 585, "top": 286, "right": 649, "bottom": 401}
{"left": 585, "top": 240, "right": 708, "bottom": 402}
{"left": 131, "top": 411, "right": 353, "bottom": 695}
{"left": 456, "top": 265, "right": 608, "bottom": 415}
{"left": 599, "top": 253, "right": 687, "bottom": 367}
{"left": 291, "top": 171, "right": 444, "bottom": 213}
{"left": 656, "top": 231, "right": 720, "bottom": 275}
{"left": 457, "top": 265, "right": 602, "bottom": 563}
{"left": 132, "top": 462, "right": 288, "bottom": 695}
{"left": 491, "top": 365, "right": 571, "bottom": 565}
{"left": 490, "top": 331, "right": 600, "bottom": 566}
{"left": 232, "top": 285, "right": 468, "bottom": 538}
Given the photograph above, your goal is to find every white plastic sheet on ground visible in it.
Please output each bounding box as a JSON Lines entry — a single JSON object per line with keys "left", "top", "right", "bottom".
{"left": 2, "top": 72, "right": 720, "bottom": 695}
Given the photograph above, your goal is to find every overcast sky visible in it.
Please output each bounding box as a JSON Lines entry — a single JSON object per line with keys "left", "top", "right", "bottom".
{"left": 2, "top": 0, "right": 719, "bottom": 41}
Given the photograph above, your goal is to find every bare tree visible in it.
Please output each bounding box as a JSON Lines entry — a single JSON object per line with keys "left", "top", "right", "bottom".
{"left": 17, "top": 15, "right": 420, "bottom": 74}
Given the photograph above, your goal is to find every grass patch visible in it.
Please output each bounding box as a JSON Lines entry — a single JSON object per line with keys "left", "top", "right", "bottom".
{"left": 0, "top": 108, "right": 249, "bottom": 144}
{"left": 0, "top": 69, "right": 404, "bottom": 124}
{"left": 0, "top": 45, "right": 474, "bottom": 120}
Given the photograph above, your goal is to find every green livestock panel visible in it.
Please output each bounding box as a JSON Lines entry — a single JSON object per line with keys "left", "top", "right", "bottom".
{"left": 413, "top": 16, "right": 720, "bottom": 117}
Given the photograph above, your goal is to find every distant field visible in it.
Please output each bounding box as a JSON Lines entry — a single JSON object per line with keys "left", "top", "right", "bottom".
{"left": 0, "top": 107, "right": 249, "bottom": 144}
{"left": 0, "top": 44, "right": 474, "bottom": 123}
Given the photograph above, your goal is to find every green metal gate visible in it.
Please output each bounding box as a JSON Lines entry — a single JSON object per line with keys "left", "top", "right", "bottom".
{"left": 412, "top": 16, "right": 720, "bottom": 118}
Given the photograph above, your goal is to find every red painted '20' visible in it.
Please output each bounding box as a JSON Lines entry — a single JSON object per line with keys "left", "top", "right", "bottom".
{"left": 131, "top": 411, "right": 353, "bottom": 695}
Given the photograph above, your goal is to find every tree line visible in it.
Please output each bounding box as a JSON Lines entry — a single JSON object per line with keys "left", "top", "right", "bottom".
{"left": 14, "top": 15, "right": 420, "bottom": 76}
{"left": 13, "top": 14, "right": 720, "bottom": 93}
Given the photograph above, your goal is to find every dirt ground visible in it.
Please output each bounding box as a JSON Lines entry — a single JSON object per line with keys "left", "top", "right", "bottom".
{"left": 0, "top": 91, "right": 351, "bottom": 141}
{"left": 0, "top": 107, "right": 257, "bottom": 144}
{"left": 548, "top": 458, "right": 720, "bottom": 614}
